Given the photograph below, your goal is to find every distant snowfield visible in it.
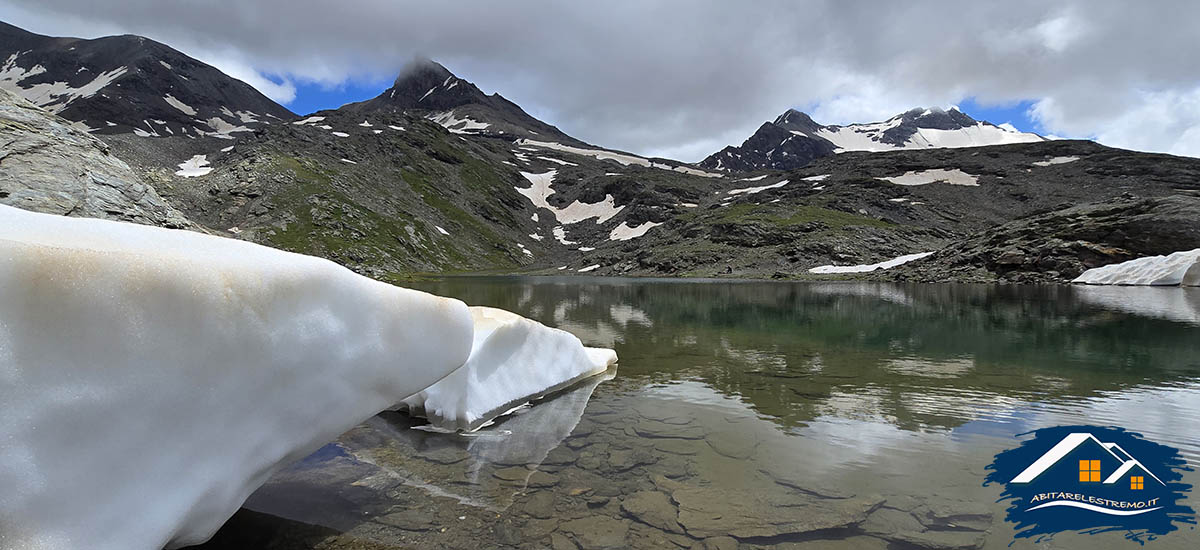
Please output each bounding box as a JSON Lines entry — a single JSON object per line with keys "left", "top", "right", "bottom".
{"left": 163, "top": 93, "right": 197, "bottom": 116}
{"left": 428, "top": 110, "right": 491, "bottom": 134}
{"left": 516, "top": 170, "right": 625, "bottom": 225}
{"left": 809, "top": 251, "right": 934, "bottom": 274}
{"left": 516, "top": 139, "right": 722, "bottom": 178}
{"left": 0, "top": 53, "right": 127, "bottom": 115}
{"left": 175, "top": 154, "right": 212, "bottom": 177}
{"left": 537, "top": 156, "right": 578, "bottom": 166}
{"left": 553, "top": 226, "right": 577, "bottom": 245}
{"left": 727, "top": 179, "right": 789, "bottom": 196}
{"left": 883, "top": 168, "right": 979, "bottom": 187}
{"left": 1033, "top": 156, "right": 1080, "bottom": 167}
{"left": 817, "top": 116, "right": 1043, "bottom": 154}
{"left": 609, "top": 220, "right": 663, "bottom": 241}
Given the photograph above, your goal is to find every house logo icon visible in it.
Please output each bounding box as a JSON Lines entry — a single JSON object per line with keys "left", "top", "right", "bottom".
{"left": 985, "top": 425, "right": 1194, "bottom": 543}
{"left": 1010, "top": 432, "right": 1166, "bottom": 515}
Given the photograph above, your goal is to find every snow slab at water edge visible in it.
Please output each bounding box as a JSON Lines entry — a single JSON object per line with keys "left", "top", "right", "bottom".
{"left": 0, "top": 204, "right": 475, "bottom": 550}
{"left": 882, "top": 168, "right": 978, "bottom": 186}
{"left": 809, "top": 251, "right": 935, "bottom": 274}
{"left": 1072, "top": 248, "right": 1200, "bottom": 286}
{"left": 397, "top": 307, "right": 617, "bottom": 432}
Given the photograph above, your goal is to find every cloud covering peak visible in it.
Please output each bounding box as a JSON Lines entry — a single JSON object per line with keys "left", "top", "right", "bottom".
{"left": 2, "top": 0, "right": 1198, "bottom": 161}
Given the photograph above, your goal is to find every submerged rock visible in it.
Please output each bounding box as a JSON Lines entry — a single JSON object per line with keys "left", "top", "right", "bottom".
{"left": 670, "top": 486, "right": 884, "bottom": 539}
{"left": 620, "top": 491, "right": 684, "bottom": 534}
{"left": 557, "top": 516, "right": 631, "bottom": 549}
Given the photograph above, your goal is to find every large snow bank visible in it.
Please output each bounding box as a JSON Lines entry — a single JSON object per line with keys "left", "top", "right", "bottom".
{"left": 1072, "top": 248, "right": 1200, "bottom": 286}
{"left": 398, "top": 307, "right": 617, "bottom": 432}
{"left": 0, "top": 204, "right": 476, "bottom": 549}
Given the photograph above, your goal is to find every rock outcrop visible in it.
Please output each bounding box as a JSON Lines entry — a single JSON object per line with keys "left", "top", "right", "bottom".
{"left": 882, "top": 194, "right": 1200, "bottom": 284}
{"left": 0, "top": 89, "right": 192, "bottom": 228}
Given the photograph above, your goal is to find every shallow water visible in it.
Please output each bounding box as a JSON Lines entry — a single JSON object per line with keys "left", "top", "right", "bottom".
{"left": 217, "top": 280, "right": 1200, "bottom": 549}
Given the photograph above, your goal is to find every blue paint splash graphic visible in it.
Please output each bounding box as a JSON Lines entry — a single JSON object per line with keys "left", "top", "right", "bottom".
{"left": 984, "top": 425, "right": 1194, "bottom": 544}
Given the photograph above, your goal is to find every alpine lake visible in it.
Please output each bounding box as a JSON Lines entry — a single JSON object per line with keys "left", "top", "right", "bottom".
{"left": 192, "top": 278, "right": 1200, "bottom": 550}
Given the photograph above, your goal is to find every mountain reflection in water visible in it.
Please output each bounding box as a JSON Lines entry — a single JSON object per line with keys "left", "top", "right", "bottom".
{"left": 206, "top": 279, "right": 1199, "bottom": 550}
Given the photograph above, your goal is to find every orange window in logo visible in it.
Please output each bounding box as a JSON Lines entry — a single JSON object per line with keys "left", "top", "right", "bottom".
{"left": 1131, "top": 476, "right": 1144, "bottom": 490}
{"left": 1079, "top": 460, "right": 1101, "bottom": 482}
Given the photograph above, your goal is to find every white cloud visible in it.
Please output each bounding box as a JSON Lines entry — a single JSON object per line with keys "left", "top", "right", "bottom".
{"left": 0, "top": 0, "right": 1198, "bottom": 160}
{"left": 1031, "top": 87, "right": 1200, "bottom": 156}
{"left": 189, "top": 53, "right": 297, "bottom": 105}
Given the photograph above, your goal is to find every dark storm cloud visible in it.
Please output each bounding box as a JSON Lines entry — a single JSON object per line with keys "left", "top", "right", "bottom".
{"left": 2, "top": 1, "right": 1199, "bottom": 161}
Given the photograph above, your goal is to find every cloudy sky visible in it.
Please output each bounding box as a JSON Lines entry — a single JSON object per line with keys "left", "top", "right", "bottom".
{"left": 2, "top": 1, "right": 1198, "bottom": 162}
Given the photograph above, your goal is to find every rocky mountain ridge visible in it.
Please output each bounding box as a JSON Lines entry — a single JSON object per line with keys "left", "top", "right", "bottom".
{"left": 701, "top": 106, "right": 1045, "bottom": 172}
{"left": 4, "top": 20, "right": 1198, "bottom": 286}
{"left": 0, "top": 21, "right": 293, "bottom": 138}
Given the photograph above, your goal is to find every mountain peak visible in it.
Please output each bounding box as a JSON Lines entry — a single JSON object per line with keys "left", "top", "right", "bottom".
{"left": 356, "top": 59, "right": 487, "bottom": 112}
{"left": 772, "top": 109, "right": 822, "bottom": 133}
{"left": 702, "top": 105, "right": 1045, "bottom": 172}
{"left": 392, "top": 57, "right": 454, "bottom": 86}
{"left": 343, "top": 58, "right": 583, "bottom": 144}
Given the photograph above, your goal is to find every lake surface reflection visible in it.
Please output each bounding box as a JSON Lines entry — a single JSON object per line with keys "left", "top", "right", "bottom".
{"left": 206, "top": 279, "right": 1200, "bottom": 549}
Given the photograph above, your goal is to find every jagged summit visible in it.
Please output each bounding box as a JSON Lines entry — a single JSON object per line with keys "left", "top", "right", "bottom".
{"left": 773, "top": 108, "right": 821, "bottom": 132}
{"left": 344, "top": 58, "right": 581, "bottom": 143}
{"left": 372, "top": 58, "right": 486, "bottom": 111}
{"left": 701, "top": 106, "right": 1045, "bottom": 172}
{"left": 0, "top": 21, "right": 294, "bottom": 137}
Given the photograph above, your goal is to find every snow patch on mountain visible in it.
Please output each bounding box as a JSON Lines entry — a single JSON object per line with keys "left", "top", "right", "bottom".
{"left": 175, "top": 154, "right": 212, "bottom": 177}
{"left": 163, "top": 94, "right": 196, "bottom": 116}
{"left": 609, "top": 221, "right": 663, "bottom": 241}
{"left": 727, "top": 179, "right": 789, "bottom": 196}
{"left": 883, "top": 168, "right": 979, "bottom": 186}
{"left": 517, "top": 139, "right": 721, "bottom": 178}
{"left": 428, "top": 110, "right": 490, "bottom": 134}
{"left": 0, "top": 54, "right": 127, "bottom": 114}
{"left": 809, "top": 251, "right": 935, "bottom": 274}
{"left": 1033, "top": 156, "right": 1080, "bottom": 166}
{"left": 516, "top": 170, "right": 625, "bottom": 225}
